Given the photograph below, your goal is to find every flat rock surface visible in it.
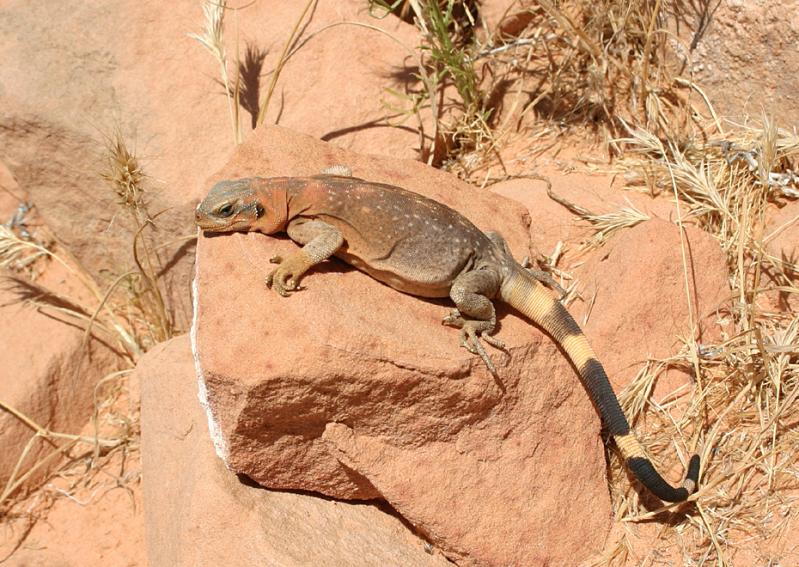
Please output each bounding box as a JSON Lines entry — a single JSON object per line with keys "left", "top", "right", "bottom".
{"left": 140, "top": 336, "right": 451, "bottom": 567}
{"left": 490, "top": 169, "right": 677, "bottom": 258}
{"left": 573, "top": 219, "right": 729, "bottom": 394}
{"left": 494, "top": 174, "right": 730, "bottom": 400}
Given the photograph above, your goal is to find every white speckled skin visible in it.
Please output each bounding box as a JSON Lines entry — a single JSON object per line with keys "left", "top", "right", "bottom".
{"left": 286, "top": 175, "right": 512, "bottom": 298}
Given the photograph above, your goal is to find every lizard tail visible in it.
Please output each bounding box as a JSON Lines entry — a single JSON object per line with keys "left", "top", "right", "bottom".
{"left": 500, "top": 268, "right": 700, "bottom": 502}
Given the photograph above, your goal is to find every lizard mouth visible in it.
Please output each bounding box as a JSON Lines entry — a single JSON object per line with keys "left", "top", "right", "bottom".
{"left": 195, "top": 216, "right": 246, "bottom": 232}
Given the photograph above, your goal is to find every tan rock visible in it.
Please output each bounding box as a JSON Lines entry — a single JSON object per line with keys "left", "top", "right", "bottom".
{"left": 0, "top": 452, "right": 145, "bottom": 567}
{"left": 494, "top": 173, "right": 729, "bottom": 399}
{"left": 763, "top": 200, "right": 799, "bottom": 312}
{"left": 478, "top": 1, "right": 538, "bottom": 38}
{"left": 0, "top": 159, "right": 26, "bottom": 220}
{"left": 0, "top": 282, "right": 119, "bottom": 495}
{"left": 193, "top": 126, "right": 611, "bottom": 565}
{"left": 139, "top": 335, "right": 451, "bottom": 567}
{"left": 480, "top": 1, "right": 799, "bottom": 123}
{"left": 689, "top": 0, "right": 799, "bottom": 123}
{"left": 490, "top": 170, "right": 676, "bottom": 258}
{"left": 765, "top": 200, "right": 799, "bottom": 265}
{"left": 573, "top": 219, "right": 729, "bottom": 396}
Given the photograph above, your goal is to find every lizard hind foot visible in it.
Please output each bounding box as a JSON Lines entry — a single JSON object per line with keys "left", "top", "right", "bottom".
{"left": 442, "top": 309, "right": 505, "bottom": 375}
{"left": 520, "top": 256, "right": 567, "bottom": 299}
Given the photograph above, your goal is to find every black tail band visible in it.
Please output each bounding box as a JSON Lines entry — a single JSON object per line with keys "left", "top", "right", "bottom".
{"left": 627, "top": 454, "right": 701, "bottom": 502}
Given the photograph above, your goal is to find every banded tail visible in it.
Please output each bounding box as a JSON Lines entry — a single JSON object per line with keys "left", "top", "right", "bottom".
{"left": 500, "top": 267, "right": 700, "bottom": 502}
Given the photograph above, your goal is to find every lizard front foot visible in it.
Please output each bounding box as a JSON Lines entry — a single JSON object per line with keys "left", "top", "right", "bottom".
{"left": 442, "top": 310, "right": 505, "bottom": 375}
{"left": 265, "top": 252, "right": 313, "bottom": 297}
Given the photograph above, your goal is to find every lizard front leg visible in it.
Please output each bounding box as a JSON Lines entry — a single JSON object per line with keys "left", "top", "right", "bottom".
{"left": 443, "top": 268, "right": 504, "bottom": 375}
{"left": 266, "top": 219, "right": 344, "bottom": 296}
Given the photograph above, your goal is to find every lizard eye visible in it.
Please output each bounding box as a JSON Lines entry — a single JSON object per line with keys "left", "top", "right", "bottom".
{"left": 217, "top": 204, "right": 234, "bottom": 218}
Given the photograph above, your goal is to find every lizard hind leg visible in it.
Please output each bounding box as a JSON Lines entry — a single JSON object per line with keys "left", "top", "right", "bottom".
{"left": 444, "top": 269, "right": 505, "bottom": 375}
{"left": 485, "top": 230, "right": 566, "bottom": 298}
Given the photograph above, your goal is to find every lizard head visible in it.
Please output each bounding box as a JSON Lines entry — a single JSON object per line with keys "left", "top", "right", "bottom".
{"left": 195, "top": 178, "right": 286, "bottom": 234}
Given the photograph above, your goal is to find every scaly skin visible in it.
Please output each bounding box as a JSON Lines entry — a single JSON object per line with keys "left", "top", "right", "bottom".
{"left": 195, "top": 168, "right": 701, "bottom": 503}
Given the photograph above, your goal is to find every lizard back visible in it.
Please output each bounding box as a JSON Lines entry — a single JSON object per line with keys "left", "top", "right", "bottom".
{"left": 287, "top": 176, "right": 503, "bottom": 298}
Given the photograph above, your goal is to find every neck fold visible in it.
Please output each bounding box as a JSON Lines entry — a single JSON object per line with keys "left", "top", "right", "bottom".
{"left": 264, "top": 186, "right": 289, "bottom": 233}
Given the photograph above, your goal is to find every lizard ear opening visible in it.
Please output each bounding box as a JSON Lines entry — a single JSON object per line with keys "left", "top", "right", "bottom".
{"left": 255, "top": 203, "right": 265, "bottom": 218}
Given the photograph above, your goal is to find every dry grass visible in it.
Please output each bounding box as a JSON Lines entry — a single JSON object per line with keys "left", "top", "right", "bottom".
{"left": 0, "top": 132, "right": 177, "bottom": 549}
{"left": 412, "top": 0, "right": 495, "bottom": 159}
{"left": 462, "top": 14, "right": 799, "bottom": 562}
{"left": 590, "top": 116, "right": 799, "bottom": 564}
{"left": 436, "top": 0, "right": 717, "bottom": 180}
{"left": 0, "top": 226, "right": 141, "bottom": 361}
{"left": 2, "top": 132, "right": 177, "bottom": 360}
{"left": 2, "top": 1, "right": 795, "bottom": 564}
{"left": 0, "top": 368, "right": 139, "bottom": 560}
{"left": 256, "top": 0, "right": 317, "bottom": 127}
{"left": 545, "top": 186, "right": 652, "bottom": 250}
{"left": 189, "top": 0, "right": 241, "bottom": 143}
{"left": 480, "top": 0, "right": 703, "bottom": 132}
{"left": 190, "top": 0, "right": 319, "bottom": 139}
{"left": 0, "top": 370, "right": 135, "bottom": 508}
{"left": 368, "top": 0, "right": 498, "bottom": 166}
{"left": 101, "top": 132, "right": 176, "bottom": 347}
{"left": 0, "top": 225, "right": 48, "bottom": 274}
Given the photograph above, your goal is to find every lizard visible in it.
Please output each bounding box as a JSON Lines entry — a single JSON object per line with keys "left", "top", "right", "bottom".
{"left": 194, "top": 166, "right": 701, "bottom": 503}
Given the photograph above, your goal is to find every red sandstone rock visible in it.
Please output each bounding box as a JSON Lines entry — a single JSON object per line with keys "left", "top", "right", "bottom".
{"left": 765, "top": 200, "right": 799, "bottom": 266}
{"left": 193, "top": 126, "right": 611, "bottom": 566}
{"left": 689, "top": 0, "right": 799, "bottom": 122}
{"left": 493, "top": 174, "right": 729, "bottom": 398}
{"left": 571, "top": 219, "right": 729, "bottom": 392}
{"left": 0, "top": 160, "right": 25, "bottom": 219}
{"left": 140, "top": 336, "right": 451, "bottom": 567}
{"left": 0, "top": 450, "right": 145, "bottom": 567}
{"left": 490, "top": 169, "right": 676, "bottom": 258}
{"left": 480, "top": 0, "right": 799, "bottom": 122}
{"left": 479, "top": 1, "right": 538, "bottom": 38}
{"left": 762, "top": 200, "right": 799, "bottom": 313}
{"left": 0, "top": 281, "right": 119, "bottom": 495}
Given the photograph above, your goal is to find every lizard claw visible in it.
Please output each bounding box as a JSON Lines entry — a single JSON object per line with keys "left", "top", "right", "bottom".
{"left": 442, "top": 309, "right": 465, "bottom": 328}
{"left": 264, "top": 252, "right": 312, "bottom": 297}
{"left": 266, "top": 269, "right": 300, "bottom": 296}
{"left": 461, "top": 326, "right": 498, "bottom": 376}
{"left": 521, "top": 256, "right": 567, "bottom": 299}
{"left": 443, "top": 309, "right": 505, "bottom": 376}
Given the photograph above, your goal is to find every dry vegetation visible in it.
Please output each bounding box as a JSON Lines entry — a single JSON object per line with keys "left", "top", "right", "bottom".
{"left": 367, "top": 1, "right": 799, "bottom": 564}
{"left": 597, "top": 117, "right": 799, "bottom": 565}
{"left": 1, "top": 1, "right": 797, "bottom": 565}
{"left": 0, "top": 133, "right": 176, "bottom": 553}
